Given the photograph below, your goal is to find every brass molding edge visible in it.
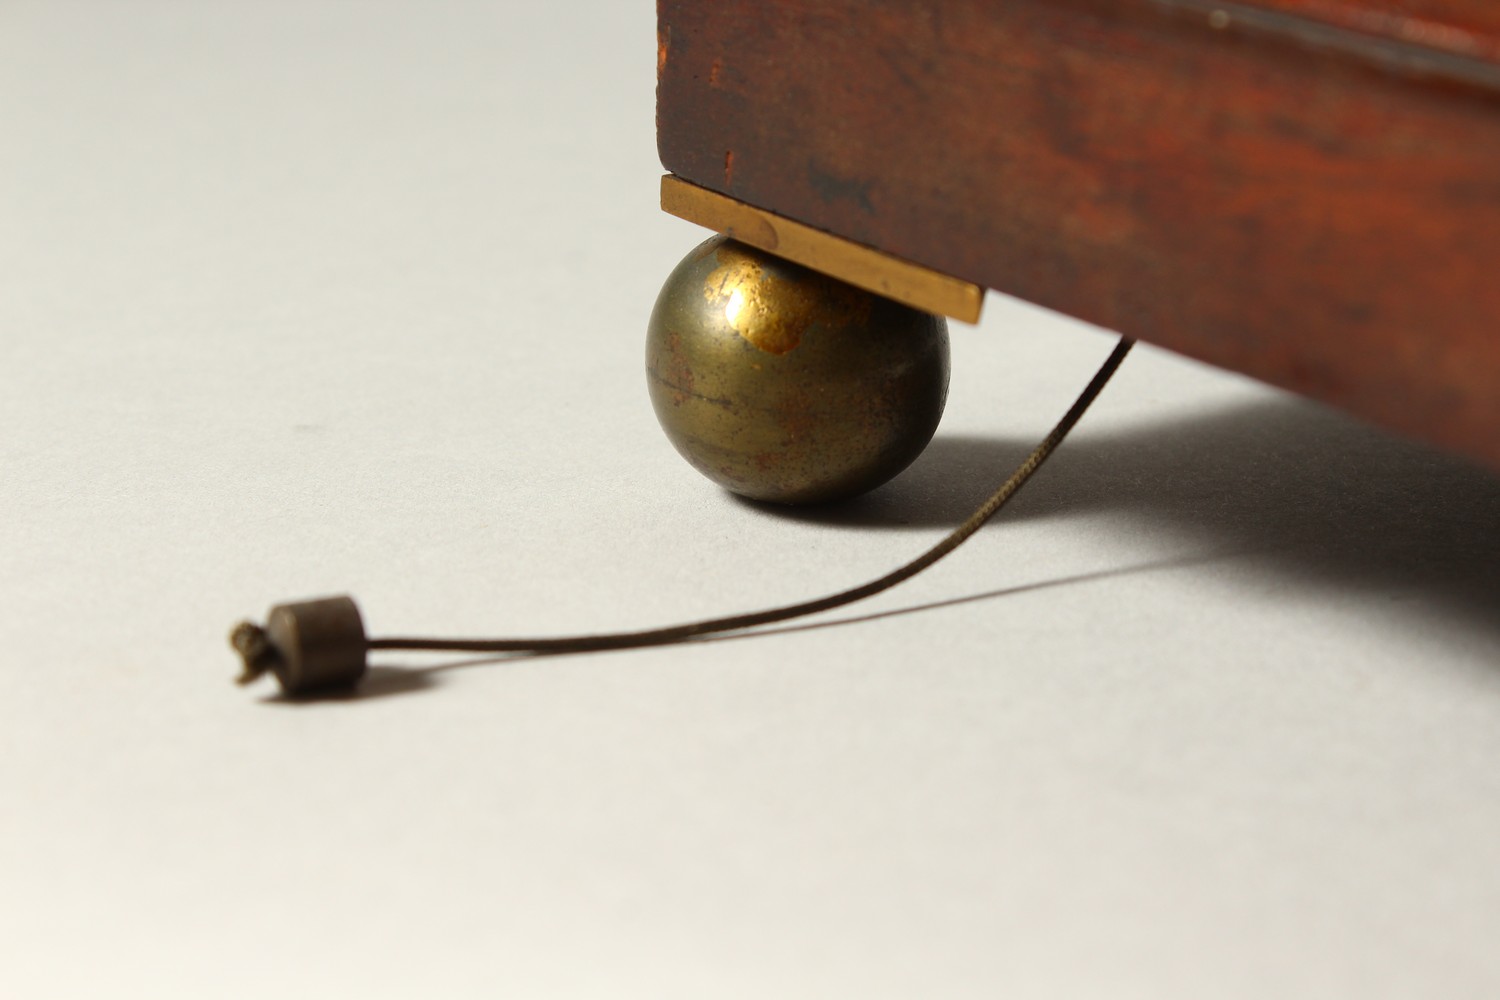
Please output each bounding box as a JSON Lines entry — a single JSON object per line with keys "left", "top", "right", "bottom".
{"left": 660, "top": 175, "right": 984, "bottom": 324}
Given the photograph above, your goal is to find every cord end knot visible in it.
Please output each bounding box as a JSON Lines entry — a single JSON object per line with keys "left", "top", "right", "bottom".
{"left": 230, "top": 620, "right": 281, "bottom": 686}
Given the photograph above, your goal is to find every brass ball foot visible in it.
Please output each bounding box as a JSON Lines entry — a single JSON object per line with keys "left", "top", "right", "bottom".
{"left": 646, "top": 235, "right": 950, "bottom": 505}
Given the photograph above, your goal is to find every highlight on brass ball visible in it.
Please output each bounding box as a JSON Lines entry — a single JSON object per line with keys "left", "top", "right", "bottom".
{"left": 646, "top": 235, "right": 950, "bottom": 505}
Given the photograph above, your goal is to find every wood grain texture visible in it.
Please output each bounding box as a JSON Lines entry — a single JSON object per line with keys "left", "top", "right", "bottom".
{"left": 657, "top": 0, "right": 1500, "bottom": 471}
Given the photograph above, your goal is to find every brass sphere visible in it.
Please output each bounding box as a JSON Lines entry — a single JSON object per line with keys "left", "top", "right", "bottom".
{"left": 646, "top": 235, "right": 950, "bottom": 504}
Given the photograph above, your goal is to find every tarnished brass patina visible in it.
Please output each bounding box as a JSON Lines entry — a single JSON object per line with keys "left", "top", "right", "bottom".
{"left": 646, "top": 235, "right": 950, "bottom": 504}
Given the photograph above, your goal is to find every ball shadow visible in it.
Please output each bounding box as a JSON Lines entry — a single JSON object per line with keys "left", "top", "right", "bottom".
{"left": 736, "top": 395, "right": 1500, "bottom": 641}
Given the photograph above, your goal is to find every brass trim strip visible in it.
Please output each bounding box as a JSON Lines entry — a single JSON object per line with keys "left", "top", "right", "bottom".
{"left": 660, "top": 175, "right": 984, "bottom": 324}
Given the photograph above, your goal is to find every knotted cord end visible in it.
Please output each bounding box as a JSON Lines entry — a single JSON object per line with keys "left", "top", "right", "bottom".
{"left": 230, "top": 620, "right": 281, "bottom": 686}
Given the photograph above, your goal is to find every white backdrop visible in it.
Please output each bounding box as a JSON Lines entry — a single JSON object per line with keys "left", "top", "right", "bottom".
{"left": 4, "top": 2, "right": 1499, "bottom": 997}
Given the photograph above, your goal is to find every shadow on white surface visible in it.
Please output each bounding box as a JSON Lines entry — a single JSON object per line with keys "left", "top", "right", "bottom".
{"left": 747, "top": 395, "right": 1500, "bottom": 619}
{"left": 260, "top": 665, "right": 437, "bottom": 704}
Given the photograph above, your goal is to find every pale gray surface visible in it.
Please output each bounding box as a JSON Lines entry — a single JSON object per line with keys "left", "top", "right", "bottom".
{"left": 3, "top": 3, "right": 1499, "bottom": 998}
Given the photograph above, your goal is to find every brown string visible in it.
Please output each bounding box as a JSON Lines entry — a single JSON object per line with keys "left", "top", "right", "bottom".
{"left": 366, "top": 336, "right": 1135, "bottom": 656}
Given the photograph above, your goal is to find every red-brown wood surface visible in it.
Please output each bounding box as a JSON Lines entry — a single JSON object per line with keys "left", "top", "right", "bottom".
{"left": 657, "top": 0, "right": 1500, "bottom": 471}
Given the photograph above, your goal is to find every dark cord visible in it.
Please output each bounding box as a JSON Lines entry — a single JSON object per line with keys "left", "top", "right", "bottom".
{"left": 367, "top": 336, "right": 1135, "bottom": 656}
